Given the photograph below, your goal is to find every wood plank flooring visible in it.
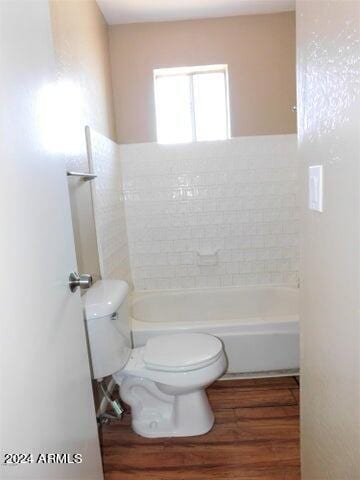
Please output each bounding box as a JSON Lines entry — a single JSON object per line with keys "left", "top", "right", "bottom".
{"left": 101, "top": 376, "right": 300, "bottom": 480}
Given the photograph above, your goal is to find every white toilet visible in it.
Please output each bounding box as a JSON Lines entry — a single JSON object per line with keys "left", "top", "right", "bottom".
{"left": 83, "top": 279, "right": 227, "bottom": 438}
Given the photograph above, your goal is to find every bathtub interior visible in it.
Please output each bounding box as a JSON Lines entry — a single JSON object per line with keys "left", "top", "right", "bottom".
{"left": 131, "top": 285, "right": 298, "bottom": 324}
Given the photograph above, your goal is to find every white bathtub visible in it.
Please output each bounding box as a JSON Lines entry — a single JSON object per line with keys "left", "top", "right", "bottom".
{"left": 131, "top": 286, "right": 299, "bottom": 374}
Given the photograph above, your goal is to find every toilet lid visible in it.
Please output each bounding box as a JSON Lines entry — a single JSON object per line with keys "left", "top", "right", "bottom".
{"left": 144, "top": 333, "right": 223, "bottom": 372}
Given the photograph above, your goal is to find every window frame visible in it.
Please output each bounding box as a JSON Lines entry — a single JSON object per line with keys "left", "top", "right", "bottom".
{"left": 153, "top": 64, "right": 231, "bottom": 144}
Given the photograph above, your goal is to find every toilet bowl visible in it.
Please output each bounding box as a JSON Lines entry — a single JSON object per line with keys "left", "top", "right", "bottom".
{"left": 114, "top": 333, "right": 226, "bottom": 437}
{"left": 83, "top": 280, "right": 227, "bottom": 438}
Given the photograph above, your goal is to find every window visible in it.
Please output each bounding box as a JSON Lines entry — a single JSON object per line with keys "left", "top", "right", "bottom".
{"left": 154, "top": 64, "right": 230, "bottom": 144}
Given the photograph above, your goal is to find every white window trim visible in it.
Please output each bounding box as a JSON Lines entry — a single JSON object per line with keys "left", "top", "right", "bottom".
{"left": 153, "top": 64, "right": 231, "bottom": 143}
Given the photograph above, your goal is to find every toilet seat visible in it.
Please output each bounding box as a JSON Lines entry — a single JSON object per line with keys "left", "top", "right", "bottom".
{"left": 144, "top": 333, "right": 223, "bottom": 372}
{"left": 119, "top": 345, "right": 226, "bottom": 388}
{"left": 117, "top": 335, "right": 226, "bottom": 389}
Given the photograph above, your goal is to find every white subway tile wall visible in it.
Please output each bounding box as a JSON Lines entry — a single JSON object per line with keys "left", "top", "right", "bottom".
{"left": 120, "top": 134, "right": 299, "bottom": 290}
{"left": 87, "top": 127, "right": 132, "bottom": 284}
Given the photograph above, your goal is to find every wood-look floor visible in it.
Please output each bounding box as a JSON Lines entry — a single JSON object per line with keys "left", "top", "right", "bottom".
{"left": 101, "top": 376, "right": 300, "bottom": 480}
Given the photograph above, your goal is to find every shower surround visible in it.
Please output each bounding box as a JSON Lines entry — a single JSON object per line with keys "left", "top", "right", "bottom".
{"left": 87, "top": 127, "right": 132, "bottom": 284}
{"left": 120, "top": 134, "right": 299, "bottom": 291}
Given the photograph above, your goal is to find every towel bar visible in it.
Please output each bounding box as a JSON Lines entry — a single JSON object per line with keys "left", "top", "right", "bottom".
{"left": 67, "top": 171, "right": 97, "bottom": 181}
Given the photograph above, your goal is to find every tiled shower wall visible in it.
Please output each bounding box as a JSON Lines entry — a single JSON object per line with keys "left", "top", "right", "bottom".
{"left": 120, "top": 134, "right": 299, "bottom": 290}
{"left": 87, "top": 127, "right": 132, "bottom": 284}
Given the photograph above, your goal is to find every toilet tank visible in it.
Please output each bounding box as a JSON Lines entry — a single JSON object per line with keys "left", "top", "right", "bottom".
{"left": 82, "top": 280, "right": 132, "bottom": 380}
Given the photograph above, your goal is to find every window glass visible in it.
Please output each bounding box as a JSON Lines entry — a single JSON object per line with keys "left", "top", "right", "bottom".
{"left": 154, "top": 74, "right": 193, "bottom": 144}
{"left": 154, "top": 65, "right": 230, "bottom": 144}
{"left": 193, "top": 71, "right": 228, "bottom": 142}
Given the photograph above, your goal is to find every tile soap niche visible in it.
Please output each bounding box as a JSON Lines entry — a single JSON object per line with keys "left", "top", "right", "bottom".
{"left": 197, "top": 250, "right": 219, "bottom": 267}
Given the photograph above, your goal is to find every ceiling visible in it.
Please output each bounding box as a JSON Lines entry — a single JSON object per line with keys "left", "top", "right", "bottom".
{"left": 97, "top": 0, "right": 295, "bottom": 25}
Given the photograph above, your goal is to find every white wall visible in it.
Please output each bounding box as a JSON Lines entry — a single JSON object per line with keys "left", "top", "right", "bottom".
{"left": 121, "top": 135, "right": 299, "bottom": 290}
{"left": 297, "top": 0, "right": 360, "bottom": 478}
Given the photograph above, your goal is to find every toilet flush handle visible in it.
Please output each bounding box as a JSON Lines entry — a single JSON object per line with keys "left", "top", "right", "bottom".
{"left": 68, "top": 272, "right": 93, "bottom": 293}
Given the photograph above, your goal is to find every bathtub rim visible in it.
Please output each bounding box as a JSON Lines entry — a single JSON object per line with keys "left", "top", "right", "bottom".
{"left": 130, "top": 283, "right": 299, "bottom": 301}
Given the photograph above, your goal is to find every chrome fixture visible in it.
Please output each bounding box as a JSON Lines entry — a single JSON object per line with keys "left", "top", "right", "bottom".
{"left": 66, "top": 171, "right": 97, "bottom": 181}
{"left": 68, "top": 272, "right": 93, "bottom": 292}
{"left": 99, "top": 381, "right": 124, "bottom": 418}
{"left": 292, "top": 105, "right": 297, "bottom": 112}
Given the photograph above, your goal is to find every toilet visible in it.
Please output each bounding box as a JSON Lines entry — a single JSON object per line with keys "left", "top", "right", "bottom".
{"left": 83, "top": 279, "right": 227, "bottom": 438}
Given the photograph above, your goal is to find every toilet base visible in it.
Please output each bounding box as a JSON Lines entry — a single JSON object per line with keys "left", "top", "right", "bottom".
{"left": 172, "top": 389, "right": 215, "bottom": 438}
{"left": 117, "top": 376, "right": 215, "bottom": 438}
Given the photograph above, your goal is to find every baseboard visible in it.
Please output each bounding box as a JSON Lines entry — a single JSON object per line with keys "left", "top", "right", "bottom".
{"left": 220, "top": 368, "right": 299, "bottom": 381}
{"left": 97, "top": 378, "right": 116, "bottom": 416}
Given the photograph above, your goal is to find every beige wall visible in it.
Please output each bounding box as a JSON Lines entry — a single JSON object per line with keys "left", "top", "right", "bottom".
{"left": 297, "top": 0, "right": 360, "bottom": 478}
{"left": 50, "top": 0, "right": 116, "bottom": 279}
{"left": 109, "top": 12, "right": 296, "bottom": 144}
